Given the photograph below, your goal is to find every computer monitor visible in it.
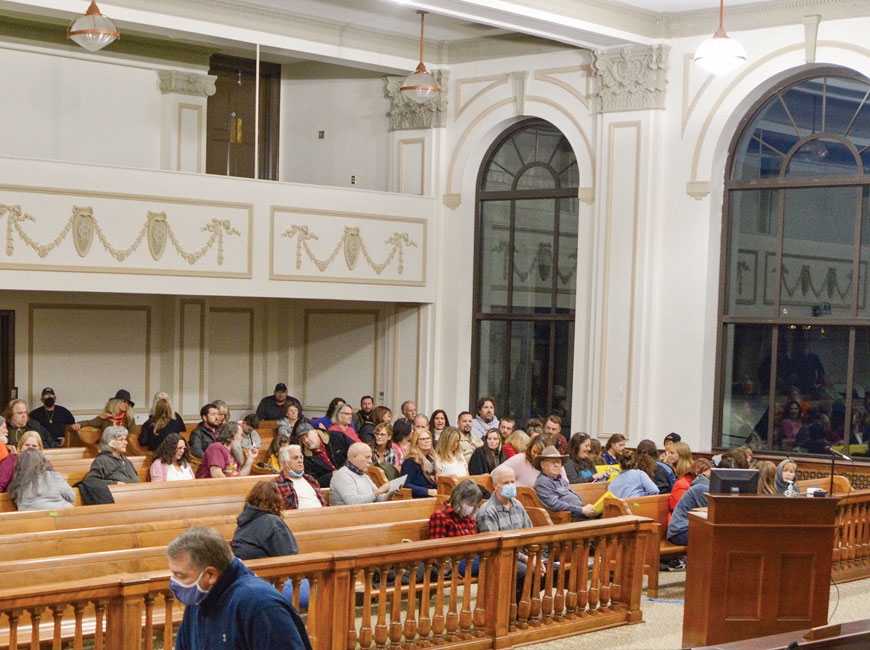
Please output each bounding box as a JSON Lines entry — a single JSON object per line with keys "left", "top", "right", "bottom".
{"left": 708, "top": 468, "right": 759, "bottom": 495}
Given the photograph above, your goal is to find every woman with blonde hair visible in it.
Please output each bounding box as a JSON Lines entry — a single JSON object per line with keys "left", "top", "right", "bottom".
{"left": 0, "top": 429, "right": 46, "bottom": 492}
{"left": 138, "top": 392, "right": 185, "bottom": 452}
{"left": 502, "top": 429, "right": 530, "bottom": 458}
{"left": 434, "top": 427, "right": 468, "bottom": 477}
{"left": 399, "top": 428, "right": 438, "bottom": 497}
{"left": 670, "top": 442, "right": 693, "bottom": 478}
{"left": 78, "top": 392, "right": 136, "bottom": 437}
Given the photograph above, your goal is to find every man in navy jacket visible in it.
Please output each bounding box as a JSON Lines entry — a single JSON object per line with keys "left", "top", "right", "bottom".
{"left": 168, "top": 526, "right": 311, "bottom": 650}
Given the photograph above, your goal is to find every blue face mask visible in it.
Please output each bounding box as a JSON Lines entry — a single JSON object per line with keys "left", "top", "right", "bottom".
{"left": 169, "top": 569, "right": 210, "bottom": 606}
{"left": 288, "top": 468, "right": 304, "bottom": 478}
{"left": 500, "top": 483, "right": 517, "bottom": 499}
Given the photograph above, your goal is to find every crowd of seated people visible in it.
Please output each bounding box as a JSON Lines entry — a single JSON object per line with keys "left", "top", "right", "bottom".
{"left": 0, "top": 386, "right": 830, "bottom": 585}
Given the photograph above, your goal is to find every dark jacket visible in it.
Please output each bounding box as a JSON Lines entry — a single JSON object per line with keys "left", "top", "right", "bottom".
{"left": 232, "top": 503, "right": 298, "bottom": 560}
{"left": 302, "top": 431, "right": 352, "bottom": 488}
{"left": 189, "top": 423, "right": 218, "bottom": 459}
{"left": 174, "top": 558, "right": 311, "bottom": 650}
{"left": 400, "top": 457, "right": 437, "bottom": 498}
{"left": 137, "top": 413, "right": 186, "bottom": 452}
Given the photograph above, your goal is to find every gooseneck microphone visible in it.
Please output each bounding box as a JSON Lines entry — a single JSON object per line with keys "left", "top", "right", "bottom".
{"left": 830, "top": 448, "right": 852, "bottom": 462}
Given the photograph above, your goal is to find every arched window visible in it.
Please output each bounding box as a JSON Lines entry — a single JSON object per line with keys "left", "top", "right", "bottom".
{"left": 472, "top": 119, "right": 578, "bottom": 428}
{"left": 717, "top": 68, "right": 870, "bottom": 455}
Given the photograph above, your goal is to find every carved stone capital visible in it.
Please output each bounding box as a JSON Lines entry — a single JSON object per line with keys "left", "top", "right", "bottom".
{"left": 591, "top": 45, "right": 669, "bottom": 113}
{"left": 157, "top": 71, "right": 217, "bottom": 97}
{"left": 383, "top": 70, "right": 449, "bottom": 131}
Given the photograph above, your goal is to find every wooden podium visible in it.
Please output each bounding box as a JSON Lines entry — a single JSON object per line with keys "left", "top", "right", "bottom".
{"left": 682, "top": 494, "right": 838, "bottom": 648}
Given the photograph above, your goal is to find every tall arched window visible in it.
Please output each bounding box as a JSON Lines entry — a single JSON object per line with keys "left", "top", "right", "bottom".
{"left": 717, "top": 68, "right": 870, "bottom": 455}
{"left": 473, "top": 119, "right": 579, "bottom": 428}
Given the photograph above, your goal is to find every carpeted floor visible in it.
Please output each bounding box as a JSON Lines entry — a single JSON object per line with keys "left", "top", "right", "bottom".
{"left": 521, "top": 571, "right": 870, "bottom": 650}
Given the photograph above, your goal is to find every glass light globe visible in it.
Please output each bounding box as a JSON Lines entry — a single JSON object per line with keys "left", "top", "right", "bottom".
{"left": 694, "top": 29, "right": 747, "bottom": 76}
{"left": 400, "top": 67, "right": 440, "bottom": 104}
{"left": 68, "top": 1, "right": 119, "bottom": 52}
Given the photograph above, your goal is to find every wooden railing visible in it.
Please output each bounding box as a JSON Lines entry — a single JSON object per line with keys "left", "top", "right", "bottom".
{"left": 832, "top": 489, "right": 870, "bottom": 582}
{"left": 0, "top": 515, "right": 654, "bottom": 650}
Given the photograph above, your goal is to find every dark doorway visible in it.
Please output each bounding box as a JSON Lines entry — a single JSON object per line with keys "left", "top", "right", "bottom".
{"left": 206, "top": 54, "right": 281, "bottom": 180}
{"left": 0, "top": 311, "right": 14, "bottom": 406}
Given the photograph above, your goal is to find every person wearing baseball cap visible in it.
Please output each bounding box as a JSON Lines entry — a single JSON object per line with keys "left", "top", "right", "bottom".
{"left": 255, "top": 383, "right": 299, "bottom": 421}
{"left": 533, "top": 445, "right": 596, "bottom": 521}
{"left": 29, "top": 388, "right": 76, "bottom": 447}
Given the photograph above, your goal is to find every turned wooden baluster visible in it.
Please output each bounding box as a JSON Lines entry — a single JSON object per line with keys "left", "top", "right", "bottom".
{"left": 345, "top": 571, "right": 358, "bottom": 650}
{"left": 72, "top": 600, "right": 86, "bottom": 650}
{"left": 51, "top": 603, "right": 65, "bottom": 650}
{"left": 403, "top": 563, "right": 419, "bottom": 647}
{"left": 842, "top": 503, "right": 854, "bottom": 568}
{"left": 859, "top": 502, "right": 870, "bottom": 568}
{"left": 528, "top": 544, "right": 543, "bottom": 624}
{"left": 374, "top": 565, "right": 390, "bottom": 650}
{"left": 564, "top": 541, "right": 580, "bottom": 618}
{"left": 613, "top": 533, "right": 625, "bottom": 610}
{"left": 516, "top": 547, "right": 534, "bottom": 627}
{"left": 431, "top": 561, "right": 447, "bottom": 640}
{"left": 93, "top": 600, "right": 107, "bottom": 650}
{"left": 7, "top": 608, "right": 22, "bottom": 650}
{"left": 417, "top": 560, "right": 434, "bottom": 646}
{"left": 359, "top": 569, "right": 374, "bottom": 650}
{"left": 142, "top": 592, "right": 155, "bottom": 650}
{"left": 578, "top": 539, "right": 592, "bottom": 616}
{"left": 458, "top": 554, "right": 474, "bottom": 638}
{"left": 553, "top": 542, "right": 567, "bottom": 619}
{"left": 308, "top": 575, "right": 318, "bottom": 614}
{"left": 541, "top": 544, "right": 556, "bottom": 623}
{"left": 389, "top": 565, "right": 404, "bottom": 648}
{"left": 598, "top": 534, "right": 612, "bottom": 610}
{"left": 162, "top": 594, "right": 175, "bottom": 650}
{"left": 508, "top": 549, "right": 519, "bottom": 629}
{"left": 472, "top": 552, "right": 487, "bottom": 636}
{"left": 589, "top": 535, "right": 603, "bottom": 612}
{"left": 445, "top": 555, "right": 461, "bottom": 638}
{"left": 28, "top": 606, "right": 44, "bottom": 650}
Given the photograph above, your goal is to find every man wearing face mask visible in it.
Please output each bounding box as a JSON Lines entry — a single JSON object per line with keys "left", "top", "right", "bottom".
{"left": 273, "top": 444, "right": 327, "bottom": 510}
{"left": 477, "top": 465, "right": 550, "bottom": 601}
{"left": 167, "top": 526, "right": 311, "bottom": 650}
{"left": 29, "top": 388, "right": 75, "bottom": 448}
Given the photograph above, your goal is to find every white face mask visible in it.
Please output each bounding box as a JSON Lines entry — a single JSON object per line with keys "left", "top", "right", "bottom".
{"left": 459, "top": 504, "right": 475, "bottom": 517}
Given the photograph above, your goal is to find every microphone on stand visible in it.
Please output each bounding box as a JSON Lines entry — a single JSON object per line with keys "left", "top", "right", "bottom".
{"left": 830, "top": 448, "right": 852, "bottom": 462}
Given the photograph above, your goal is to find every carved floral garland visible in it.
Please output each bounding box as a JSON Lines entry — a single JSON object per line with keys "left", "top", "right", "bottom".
{"left": 0, "top": 204, "right": 240, "bottom": 265}
{"left": 281, "top": 225, "right": 417, "bottom": 275}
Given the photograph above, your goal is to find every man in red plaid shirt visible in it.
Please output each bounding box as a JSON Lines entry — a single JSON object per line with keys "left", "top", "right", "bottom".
{"left": 273, "top": 444, "right": 328, "bottom": 510}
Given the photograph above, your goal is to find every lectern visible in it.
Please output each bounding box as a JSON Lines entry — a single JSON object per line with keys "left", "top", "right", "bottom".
{"left": 682, "top": 494, "right": 838, "bottom": 648}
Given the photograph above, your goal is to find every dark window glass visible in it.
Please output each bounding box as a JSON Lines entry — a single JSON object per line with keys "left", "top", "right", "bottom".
{"left": 718, "top": 69, "right": 870, "bottom": 455}
{"left": 474, "top": 119, "right": 578, "bottom": 426}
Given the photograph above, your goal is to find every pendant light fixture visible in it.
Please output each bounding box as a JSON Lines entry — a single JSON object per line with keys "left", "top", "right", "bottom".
{"left": 693, "top": 0, "right": 747, "bottom": 76}
{"left": 400, "top": 11, "right": 441, "bottom": 104}
{"left": 67, "top": 0, "right": 120, "bottom": 52}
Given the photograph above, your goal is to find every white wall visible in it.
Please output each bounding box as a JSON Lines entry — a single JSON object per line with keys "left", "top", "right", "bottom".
{"left": 280, "top": 75, "right": 390, "bottom": 191}
{"left": 3, "top": 291, "right": 421, "bottom": 423}
{"left": 0, "top": 46, "right": 164, "bottom": 169}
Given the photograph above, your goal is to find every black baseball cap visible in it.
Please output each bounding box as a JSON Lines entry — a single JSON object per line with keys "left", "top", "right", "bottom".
{"left": 41, "top": 387, "right": 55, "bottom": 396}
{"left": 275, "top": 383, "right": 288, "bottom": 392}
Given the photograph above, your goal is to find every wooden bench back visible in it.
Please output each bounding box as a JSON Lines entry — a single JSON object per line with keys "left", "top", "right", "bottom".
{"left": 802, "top": 475, "right": 851, "bottom": 495}
{"left": 108, "top": 475, "right": 270, "bottom": 504}
{"left": 602, "top": 494, "right": 671, "bottom": 541}
{"left": 0, "top": 494, "right": 251, "bottom": 533}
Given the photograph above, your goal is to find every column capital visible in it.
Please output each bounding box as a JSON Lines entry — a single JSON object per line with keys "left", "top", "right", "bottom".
{"left": 157, "top": 71, "right": 217, "bottom": 97}
{"left": 591, "top": 45, "right": 669, "bottom": 113}
{"left": 383, "top": 70, "right": 449, "bottom": 131}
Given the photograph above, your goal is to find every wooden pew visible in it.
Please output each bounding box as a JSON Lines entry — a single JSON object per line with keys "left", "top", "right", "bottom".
{"left": 0, "top": 498, "right": 441, "bottom": 561}
{"left": 801, "top": 475, "right": 850, "bottom": 495}
{"left": 601, "top": 493, "right": 685, "bottom": 598}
